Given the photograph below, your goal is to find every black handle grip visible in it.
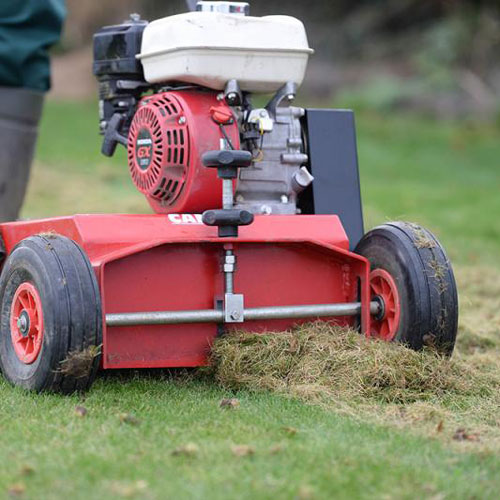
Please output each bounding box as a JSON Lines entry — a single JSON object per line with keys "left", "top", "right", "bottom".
{"left": 202, "top": 209, "right": 254, "bottom": 227}
{"left": 202, "top": 150, "right": 252, "bottom": 169}
{"left": 202, "top": 209, "right": 254, "bottom": 237}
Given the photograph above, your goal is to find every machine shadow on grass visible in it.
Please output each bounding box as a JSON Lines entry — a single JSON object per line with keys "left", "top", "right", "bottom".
{"left": 97, "top": 366, "right": 200, "bottom": 385}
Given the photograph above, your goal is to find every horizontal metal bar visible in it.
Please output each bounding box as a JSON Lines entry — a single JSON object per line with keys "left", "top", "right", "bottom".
{"left": 107, "top": 309, "right": 223, "bottom": 326}
{"left": 245, "top": 302, "right": 374, "bottom": 321}
{"left": 106, "top": 301, "right": 381, "bottom": 327}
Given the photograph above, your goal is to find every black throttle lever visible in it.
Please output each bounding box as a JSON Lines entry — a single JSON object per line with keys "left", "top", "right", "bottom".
{"left": 101, "top": 113, "right": 128, "bottom": 157}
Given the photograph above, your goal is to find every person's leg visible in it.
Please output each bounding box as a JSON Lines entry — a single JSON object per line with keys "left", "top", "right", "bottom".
{"left": 0, "top": 87, "right": 44, "bottom": 221}
{"left": 0, "top": 0, "right": 65, "bottom": 221}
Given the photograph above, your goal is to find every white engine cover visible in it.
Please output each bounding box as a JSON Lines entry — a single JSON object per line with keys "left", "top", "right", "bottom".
{"left": 138, "top": 12, "right": 313, "bottom": 93}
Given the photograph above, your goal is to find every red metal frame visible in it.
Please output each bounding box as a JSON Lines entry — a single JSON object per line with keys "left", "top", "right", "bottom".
{"left": 0, "top": 214, "right": 371, "bottom": 369}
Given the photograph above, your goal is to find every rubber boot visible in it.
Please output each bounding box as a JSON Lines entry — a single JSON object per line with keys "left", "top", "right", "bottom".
{"left": 0, "top": 86, "right": 44, "bottom": 222}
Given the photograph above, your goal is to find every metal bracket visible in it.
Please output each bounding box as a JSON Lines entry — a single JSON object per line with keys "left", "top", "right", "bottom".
{"left": 224, "top": 293, "right": 244, "bottom": 323}
{"left": 247, "top": 108, "right": 274, "bottom": 132}
{"left": 265, "top": 81, "right": 297, "bottom": 120}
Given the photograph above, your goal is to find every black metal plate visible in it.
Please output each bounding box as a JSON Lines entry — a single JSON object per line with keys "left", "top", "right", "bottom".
{"left": 299, "top": 109, "right": 364, "bottom": 250}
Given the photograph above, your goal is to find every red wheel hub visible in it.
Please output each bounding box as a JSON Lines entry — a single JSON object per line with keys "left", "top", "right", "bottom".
{"left": 10, "top": 283, "right": 44, "bottom": 364}
{"left": 369, "top": 269, "right": 400, "bottom": 341}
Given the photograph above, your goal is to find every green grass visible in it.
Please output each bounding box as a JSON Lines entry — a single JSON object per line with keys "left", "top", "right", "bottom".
{"left": 354, "top": 113, "right": 500, "bottom": 265}
{"left": 1, "top": 375, "right": 498, "bottom": 500}
{"left": 0, "top": 98, "right": 497, "bottom": 498}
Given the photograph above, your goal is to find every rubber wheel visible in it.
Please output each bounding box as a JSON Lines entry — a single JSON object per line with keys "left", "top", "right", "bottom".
{"left": 0, "top": 235, "right": 102, "bottom": 393}
{"left": 355, "top": 222, "right": 458, "bottom": 355}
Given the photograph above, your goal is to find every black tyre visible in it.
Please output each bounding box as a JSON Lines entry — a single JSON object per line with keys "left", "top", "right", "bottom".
{"left": 355, "top": 222, "right": 458, "bottom": 355}
{"left": 0, "top": 234, "right": 102, "bottom": 393}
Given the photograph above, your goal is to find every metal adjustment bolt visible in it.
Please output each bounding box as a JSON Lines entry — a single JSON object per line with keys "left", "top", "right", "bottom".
{"left": 222, "top": 248, "right": 244, "bottom": 323}
{"left": 224, "top": 80, "right": 242, "bottom": 106}
{"left": 226, "top": 92, "right": 238, "bottom": 105}
{"left": 223, "top": 254, "right": 236, "bottom": 273}
{"left": 178, "top": 116, "right": 186, "bottom": 125}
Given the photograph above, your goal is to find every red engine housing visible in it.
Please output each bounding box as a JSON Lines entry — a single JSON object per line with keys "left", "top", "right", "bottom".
{"left": 127, "top": 90, "right": 240, "bottom": 214}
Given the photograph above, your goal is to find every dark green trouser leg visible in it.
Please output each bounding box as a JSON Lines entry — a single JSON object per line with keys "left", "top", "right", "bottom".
{"left": 0, "top": 0, "right": 65, "bottom": 221}
{"left": 0, "top": 86, "right": 44, "bottom": 221}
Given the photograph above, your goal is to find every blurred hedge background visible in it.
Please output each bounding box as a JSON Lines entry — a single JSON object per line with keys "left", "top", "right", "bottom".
{"left": 53, "top": 0, "right": 500, "bottom": 119}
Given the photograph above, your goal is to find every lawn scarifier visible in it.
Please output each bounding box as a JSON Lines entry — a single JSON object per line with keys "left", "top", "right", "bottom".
{"left": 0, "top": 3, "right": 458, "bottom": 393}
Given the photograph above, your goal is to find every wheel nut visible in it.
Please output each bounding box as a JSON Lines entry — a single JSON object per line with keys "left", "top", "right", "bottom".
{"left": 17, "top": 312, "right": 29, "bottom": 335}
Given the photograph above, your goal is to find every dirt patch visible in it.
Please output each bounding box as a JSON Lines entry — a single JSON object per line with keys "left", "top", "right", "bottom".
{"left": 58, "top": 345, "right": 100, "bottom": 379}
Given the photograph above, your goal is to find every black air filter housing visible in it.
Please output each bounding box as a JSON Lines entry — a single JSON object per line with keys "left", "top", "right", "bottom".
{"left": 93, "top": 14, "right": 147, "bottom": 79}
{"left": 93, "top": 15, "right": 149, "bottom": 153}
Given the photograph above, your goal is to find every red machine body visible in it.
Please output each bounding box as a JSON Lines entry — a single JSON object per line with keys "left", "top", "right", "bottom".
{"left": 0, "top": 215, "right": 371, "bottom": 369}
{"left": 0, "top": 11, "right": 459, "bottom": 395}
{"left": 128, "top": 91, "right": 240, "bottom": 214}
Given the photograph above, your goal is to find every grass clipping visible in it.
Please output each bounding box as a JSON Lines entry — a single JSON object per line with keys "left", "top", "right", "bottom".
{"left": 59, "top": 345, "right": 100, "bottom": 379}
{"left": 211, "top": 323, "right": 488, "bottom": 404}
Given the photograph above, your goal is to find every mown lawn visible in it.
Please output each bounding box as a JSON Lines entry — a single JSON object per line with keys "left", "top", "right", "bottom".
{"left": 1, "top": 376, "right": 498, "bottom": 500}
{"left": 0, "top": 99, "right": 498, "bottom": 499}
